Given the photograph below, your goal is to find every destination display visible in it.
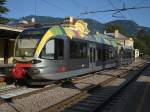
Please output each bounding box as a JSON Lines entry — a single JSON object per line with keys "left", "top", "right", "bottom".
{"left": 20, "top": 28, "right": 49, "bottom": 38}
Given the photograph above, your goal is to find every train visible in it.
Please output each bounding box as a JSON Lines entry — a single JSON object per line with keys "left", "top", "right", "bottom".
{"left": 11, "top": 17, "right": 134, "bottom": 84}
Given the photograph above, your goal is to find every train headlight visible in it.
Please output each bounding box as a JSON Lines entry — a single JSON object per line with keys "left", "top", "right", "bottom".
{"left": 32, "top": 59, "right": 41, "bottom": 64}
{"left": 11, "top": 67, "right": 25, "bottom": 79}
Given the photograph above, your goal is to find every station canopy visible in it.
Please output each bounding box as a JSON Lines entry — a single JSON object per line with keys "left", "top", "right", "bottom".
{"left": 0, "top": 24, "right": 23, "bottom": 39}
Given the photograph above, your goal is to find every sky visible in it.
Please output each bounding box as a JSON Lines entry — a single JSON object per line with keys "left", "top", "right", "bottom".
{"left": 3, "top": 0, "right": 150, "bottom": 27}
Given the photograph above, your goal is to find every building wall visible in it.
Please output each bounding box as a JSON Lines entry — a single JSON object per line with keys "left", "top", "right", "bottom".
{"left": 125, "top": 38, "right": 134, "bottom": 48}
{"left": 135, "top": 49, "right": 139, "bottom": 58}
{"left": 0, "top": 39, "right": 4, "bottom": 64}
{"left": 8, "top": 39, "right": 15, "bottom": 63}
{"left": 114, "top": 30, "right": 134, "bottom": 48}
{"left": 0, "top": 39, "right": 15, "bottom": 64}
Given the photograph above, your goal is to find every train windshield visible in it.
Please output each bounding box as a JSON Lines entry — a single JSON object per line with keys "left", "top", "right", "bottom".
{"left": 15, "top": 28, "right": 48, "bottom": 57}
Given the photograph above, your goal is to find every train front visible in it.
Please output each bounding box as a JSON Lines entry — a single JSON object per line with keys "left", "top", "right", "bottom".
{"left": 11, "top": 28, "right": 48, "bottom": 80}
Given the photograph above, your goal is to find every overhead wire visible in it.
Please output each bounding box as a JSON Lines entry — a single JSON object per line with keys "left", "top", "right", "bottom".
{"left": 119, "top": 0, "right": 134, "bottom": 20}
{"left": 81, "top": 6, "right": 150, "bottom": 14}
{"left": 94, "top": 0, "right": 120, "bottom": 11}
{"left": 41, "top": 0, "right": 74, "bottom": 15}
{"left": 78, "top": 0, "right": 119, "bottom": 18}
{"left": 68, "top": 0, "right": 89, "bottom": 18}
{"left": 34, "top": 0, "right": 37, "bottom": 16}
{"left": 107, "top": 0, "right": 126, "bottom": 19}
{"left": 69, "top": 0, "right": 99, "bottom": 19}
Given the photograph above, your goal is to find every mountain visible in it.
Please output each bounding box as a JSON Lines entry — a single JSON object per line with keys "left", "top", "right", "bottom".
{"left": 8, "top": 15, "right": 150, "bottom": 36}
{"left": 105, "top": 20, "right": 140, "bottom": 36}
{"left": 21, "top": 15, "right": 64, "bottom": 24}
{"left": 7, "top": 15, "right": 64, "bottom": 26}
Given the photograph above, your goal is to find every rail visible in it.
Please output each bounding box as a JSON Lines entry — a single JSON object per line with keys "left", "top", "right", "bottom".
{"left": 40, "top": 61, "right": 148, "bottom": 112}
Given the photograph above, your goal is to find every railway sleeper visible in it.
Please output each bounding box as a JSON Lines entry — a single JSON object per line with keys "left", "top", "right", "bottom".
{"left": 74, "top": 102, "right": 98, "bottom": 108}
{"left": 78, "top": 99, "right": 102, "bottom": 105}
{"left": 66, "top": 105, "right": 95, "bottom": 112}
{"left": 85, "top": 95, "right": 108, "bottom": 102}
{"left": 90, "top": 90, "right": 116, "bottom": 96}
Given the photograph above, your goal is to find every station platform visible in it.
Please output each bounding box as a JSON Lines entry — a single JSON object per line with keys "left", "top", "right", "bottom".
{"left": 122, "top": 63, "right": 150, "bottom": 112}
{"left": 101, "top": 62, "right": 150, "bottom": 112}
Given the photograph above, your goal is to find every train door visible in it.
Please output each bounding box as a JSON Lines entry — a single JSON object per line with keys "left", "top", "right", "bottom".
{"left": 89, "top": 44, "right": 96, "bottom": 72}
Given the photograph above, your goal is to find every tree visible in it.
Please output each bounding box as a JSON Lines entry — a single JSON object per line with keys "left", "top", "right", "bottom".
{"left": 105, "top": 24, "right": 123, "bottom": 33}
{"left": 105, "top": 24, "right": 131, "bottom": 37}
{"left": 134, "top": 29, "right": 150, "bottom": 56}
{"left": 137, "top": 29, "right": 146, "bottom": 38}
{"left": 0, "top": 0, "right": 9, "bottom": 24}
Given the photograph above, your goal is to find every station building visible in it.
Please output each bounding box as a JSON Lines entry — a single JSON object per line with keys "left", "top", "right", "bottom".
{"left": 105, "top": 30, "right": 141, "bottom": 59}
{"left": 106, "top": 30, "right": 134, "bottom": 49}
{"left": 135, "top": 49, "right": 140, "bottom": 58}
{"left": 0, "top": 24, "right": 23, "bottom": 65}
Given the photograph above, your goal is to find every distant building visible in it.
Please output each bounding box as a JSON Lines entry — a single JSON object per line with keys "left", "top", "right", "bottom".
{"left": 105, "top": 30, "right": 141, "bottom": 59}
{"left": 106, "top": 30, "right": 134, "bottom": 48}
{"left": 0, "top": 24, "right": 23, "bottom": 64}
{"left": 135, "top": 49, "right": 140, "bottom": 58}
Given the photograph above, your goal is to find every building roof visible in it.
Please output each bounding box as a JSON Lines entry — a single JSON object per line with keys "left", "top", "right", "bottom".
{"left": 106, "top": 32, "right": 128, "bottom": 39}
{"left": 0, "top": 24, "right": 24, "bottom": 39}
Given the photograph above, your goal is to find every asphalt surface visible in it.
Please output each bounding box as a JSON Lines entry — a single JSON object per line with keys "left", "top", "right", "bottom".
{"left": 124, "top": 63, "right": 150, "bottom": 112}
{"left": 101, "top": 62, "right": 150, "bottom": 112}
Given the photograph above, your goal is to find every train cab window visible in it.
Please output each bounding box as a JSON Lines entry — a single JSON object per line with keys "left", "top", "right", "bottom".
{"left": 40, "top": 39, "right": 64, "bottom": 60}
{"left": 70, "top": 40, "right": 87, "bottom": 59}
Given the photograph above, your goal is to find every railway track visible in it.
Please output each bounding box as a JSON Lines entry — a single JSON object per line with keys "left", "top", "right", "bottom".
{"left": 40, "top": 61, "right": 149, "bottom": 112}
{"left": 0, "top": 82, "right": 60, "bottom": 104}
{"left": 0, "top": 64, "right": 129, "bottom": 104}
{"left": 0, "top": 71, "right": 105, "bottom": 105}
{"left": 0, "top": 60, "right": 146, "bottom": 112}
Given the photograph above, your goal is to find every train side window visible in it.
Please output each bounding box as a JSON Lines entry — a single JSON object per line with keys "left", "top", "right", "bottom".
{"left": 97, "top": 47, "right": 102, "bottom": 61}
{"left": 93, "top": 48, "right": 96, "bottom": 62}
{"left": 40, "top": 39, "right": 64, "bottom": 60}
{"left": 55, "top": 39, "right": 64, "bottom": 59}
{"left": 90, "top": 48, "right": 92, "bottom": 62}
{"left": 109, "top": 47, "right": 115, "bottom": 59}
{"left": 102, "top": 48, "right": 106, "bottom": 61}
{"left": 70, "top": 40, "right": 87, "bottom": 59}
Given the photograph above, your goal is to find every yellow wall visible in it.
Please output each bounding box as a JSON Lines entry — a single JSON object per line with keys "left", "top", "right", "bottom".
{"left": 125, "top": 38, "right": 134, "bottom": 48}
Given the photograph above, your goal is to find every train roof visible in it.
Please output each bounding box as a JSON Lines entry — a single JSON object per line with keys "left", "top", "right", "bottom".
{"left": 21, "top": 18, "right": 132, "bottom": 49}
{"left": 22, "top": 25, "right": 119, "bottom": 47}
{"left": 45, "top": 25, "right": 119, "bottom": 47}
